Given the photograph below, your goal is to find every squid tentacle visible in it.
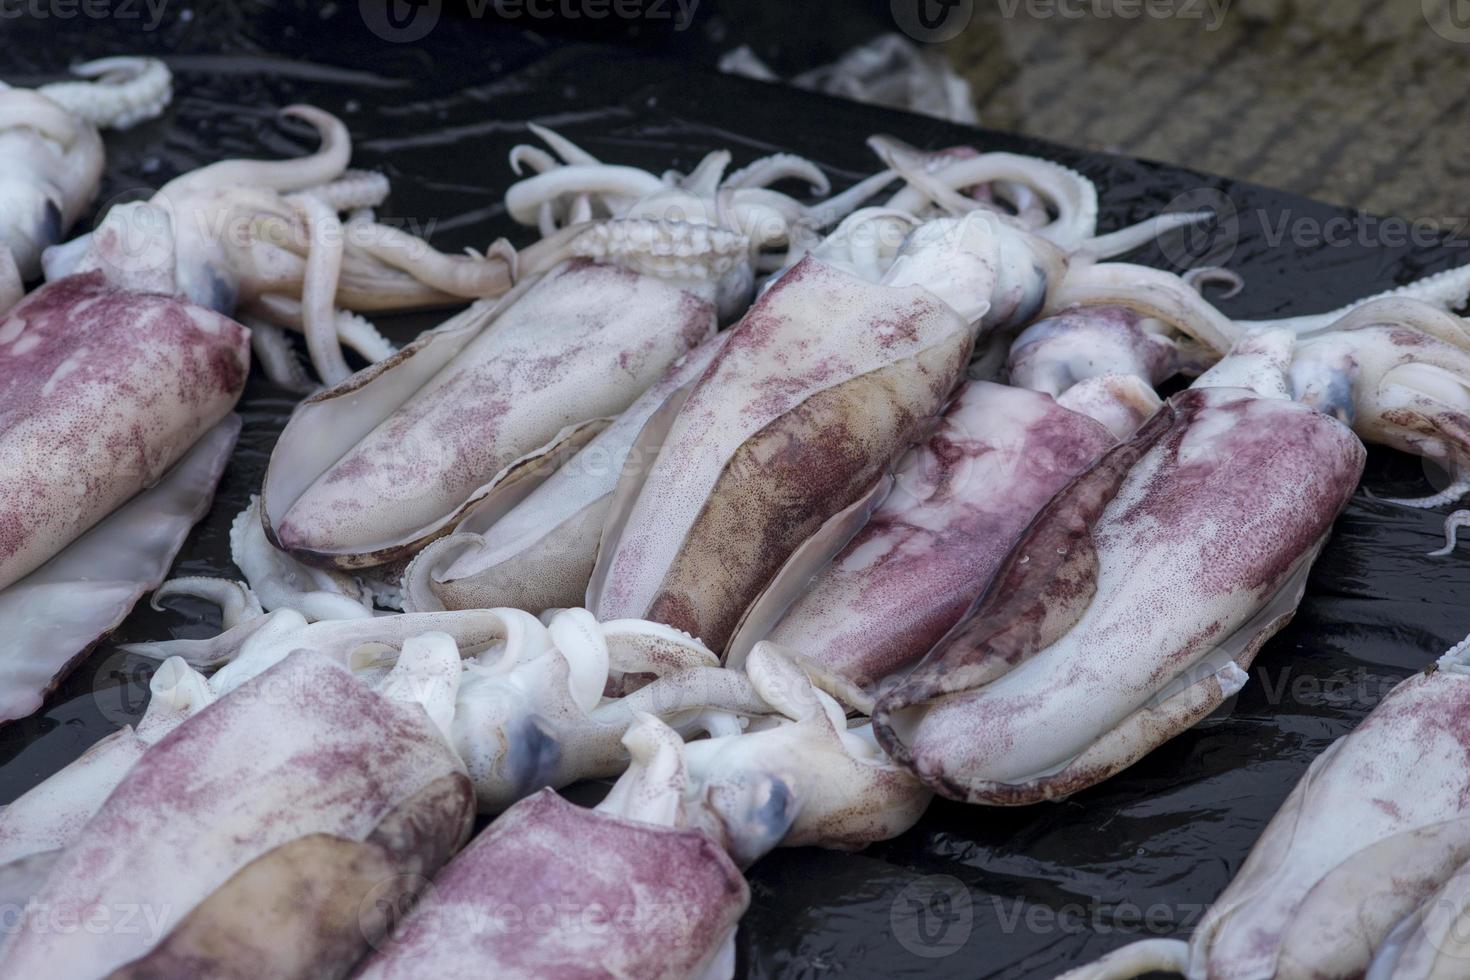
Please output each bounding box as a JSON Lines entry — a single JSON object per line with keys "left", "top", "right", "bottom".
{"left": 151, "top": 577, "right": 264, "bottom": 629}
{"left": 722, "top": 152, "right": 830, "bottom": 195}
{"left": 679, "top": 149, "right": 733, "bottom": 197}
{"left": 1237, "top": 261, "right": 1470, "bottom": 334}
{"left": 525, "top": 122, "right": 602, "bottom": 166}
{"left": 244, "top": 318, "right": 317, "bottom": 394}
{"left": 163, "top": 104, "right": 350, "bottom": 194}
{"left": 1053, "top": 938, "right": 1191, "bottom": 979}
{"left": 344, "top": 218, "right": 520, "bottom": 299}
{"left": 1183, "top": 264, "right": 1245, "bottom": 298}
{"left": 250, "top": 294, "right": 397, "bottom": 364}
{"left": 0, "top": 88, "right": 79, "bottom": 144}
{"left": 297, "top": 168, "right": 390, "bottom": 212}
{"left": 36, "top": 56, "right": 171, "bottom": 130}
{"left": 287, "top": 192, "right": 352, "bottom": 385}
{"left": 1430, "top": 510, "right": 1470, "bottom": 556}
{"left": 1385, "top": 475, "right": 1470, "bottom": 512}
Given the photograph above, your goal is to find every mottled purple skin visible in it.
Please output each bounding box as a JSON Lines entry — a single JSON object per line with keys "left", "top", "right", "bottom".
{"left": 1006, "top": 305, "right": 1181, "bottom": 397}
{"left": 0, "top": 272, "right": 248, "bottom": 589}
{"left": 593, "top": 256, "right": 973, "bottom": 652}
{"left": 354, "top": 789, "right": 748, "bottom": 980}
{"left": 0, "top": 650, "right": 470, "bottom": 978}
{"left": 874, "top": 387, "right": 1366, "bottom": 804}
{"left": 1191, "top": 669, "right": 1470, "bottom": 978}
{"left": 274, "top": 260, "right": 713, "bottom": 561}
{"left": 768, "top": 380, "right": 1115, "bottom": 701}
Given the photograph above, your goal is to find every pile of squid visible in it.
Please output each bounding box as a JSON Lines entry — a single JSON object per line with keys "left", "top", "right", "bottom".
{"left": 9, "top": 54, "right": 1470, "bottom": 980}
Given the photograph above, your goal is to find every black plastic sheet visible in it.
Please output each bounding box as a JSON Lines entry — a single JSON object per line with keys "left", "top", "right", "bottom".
{"left": 4, "top": 7, "right": 1470, "bottom": 977}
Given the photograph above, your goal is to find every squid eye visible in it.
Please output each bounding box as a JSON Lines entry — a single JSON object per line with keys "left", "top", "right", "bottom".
{"left": 39, "top": 199, "right": 64, "bottom": 250}
{"left": 710, "top": 775, "right": 798, "bottom": 867}
{"left": 202, "top": 265, "right": 238, "bottom": 315}
{"left": 1290, "top": 363, "right": 1357, "bottom": 425}
{"left": 504, "top": 714, "right": 561, "bottom": 799}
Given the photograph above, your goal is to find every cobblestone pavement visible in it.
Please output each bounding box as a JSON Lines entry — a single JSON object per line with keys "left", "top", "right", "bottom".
{"left": 941, "top": 0, "right": 1470, "bottom": 225}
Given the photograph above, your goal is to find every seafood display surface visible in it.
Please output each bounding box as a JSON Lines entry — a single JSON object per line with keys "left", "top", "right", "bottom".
{"left": 5, "top": 21, "right": 1470, "bottom": 980}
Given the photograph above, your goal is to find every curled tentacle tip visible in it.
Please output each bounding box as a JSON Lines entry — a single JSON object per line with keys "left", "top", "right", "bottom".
{"left": 278, "top": 104, "right": 340, "bottom": 129}
{"left": 486, "top": 238, "right": 518, "bottom": 278}
{"left": 1429, "top": 510, "right": 1470, "bottom": 557}
{"left": 1183, "top": 265, "right": 1246, "bottom": 300}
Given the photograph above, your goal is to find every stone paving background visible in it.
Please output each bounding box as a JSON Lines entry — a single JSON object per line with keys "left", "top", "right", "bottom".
{"left": 941, "top": 0, "right": 1470, "bottom": 224}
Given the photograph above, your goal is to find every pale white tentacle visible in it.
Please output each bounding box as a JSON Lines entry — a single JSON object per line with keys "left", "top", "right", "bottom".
{"left": 1385, "top": 475, "right": 1470, "bottom": 512}
{"left": 250, "top": 294, "right": 396, "bottom": 364}
{"left": 1238, "top": 263, "right": 1470, "bottom": 334}
{"left": 162, "top": 104, "right": 350, "bottom": 194}
{"left": 1431, "top": 510, "right": 1470, "bottom": 556}
{"left": 36, "top": 56, "right": 171, "bottom": 130}
{"left": 244, "top": 317, "right": 317, "bottom": 394}
{"left": 298, "top": 168, "right": 390, "bottom": 212}
{"left": 1054, "top": 938, "right": 1191, "bottom": 979}
{"left": 1084, "top": 210, "right": 1215, "bottom": 259}
{"left": 0, "top": 88, "right": 78, "bottom": 144}
{"left": 230, "top": 496, "right": 375, "bottom": 616}
{"left": 526, "top": 122, "right": 602, "bottom": 166}
{"left": 152, "top": 577, "right": 264, "bottom": 629}
{"left": 289, "top": 192, "right": 352, "bottom": 385}
{"left": 723, "top": 153, "right": 830, "bottom": 194}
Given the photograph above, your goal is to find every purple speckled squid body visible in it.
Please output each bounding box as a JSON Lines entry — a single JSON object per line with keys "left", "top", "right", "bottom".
{"left": 0, "top": 272, "right": 247, "bottom": 722}
{"left": 0, "top": 649, "right": 473, "bottom": 979}
{"left": 264, "top": 259, "right": 715, "bottom": 571}
{"left": 1060, "top": 650, "right": 1470, "bottom": 980}
{"left": 752, "top": 379, "right": 1120, "bottom": 710}
{"left": 352, "top": 789, "right": 747, "bottom": 980}
{"left": 0, "top": 273, "right": 246, "bottom": 588}
{"left": 587, "top": 253, "right": 973, "bottom": 652}
{"left": 873, "top": 361, "right": 1364, "bottom": 804}
{"left": 354, "top": 714, "right": 749, "bottom": 980}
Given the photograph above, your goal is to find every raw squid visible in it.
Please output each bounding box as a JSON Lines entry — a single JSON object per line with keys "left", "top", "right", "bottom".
{"left": 734, "top": 376, "right": 1155, "bottom": 711}
{"left": 0, "top": 648, "right": 473, "bottom": 979}
{"left": 873, "top": 332, "right": 1365, "bottom": 803}
{"left": 1059, "top": 636, "right": 1470, "bottom": 980}
{"left": 262, "top": 258, "right": 718, "bottom": 572}
{"left": 354, "top": 716, "right": 750, "bottom": 980}
{"left": 0, "top": 57, "right": 171, "bottom": 312}
{"left": 41, "top": 105, "right": 518, "bottom": 386}
{"left": 123, "top": 602, "right": 767, "bottom": 813}
{"left": 685, "top": 642, "right": 932, "bottom": 866}
{"left": 0, "top": 272, "right": 247, "bottom": 724}
{"left": 354, "top": 651, "right": 929, "bottom": 979}
{"left": 401, "top": 331, "right": 733, "bottom": 613}
{"left": 586, "top": 236, "right": 978, "bottom": 652}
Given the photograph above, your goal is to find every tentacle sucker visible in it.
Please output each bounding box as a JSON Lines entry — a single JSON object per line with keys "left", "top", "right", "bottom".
{"left": 34, "top": 56, "right": 171, "bottom": 130}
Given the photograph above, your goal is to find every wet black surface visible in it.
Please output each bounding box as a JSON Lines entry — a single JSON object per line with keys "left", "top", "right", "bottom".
{"left": 4, "top": 5, "right": 1470, "bottom": 978}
